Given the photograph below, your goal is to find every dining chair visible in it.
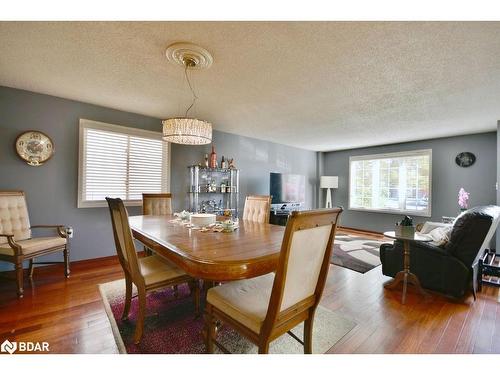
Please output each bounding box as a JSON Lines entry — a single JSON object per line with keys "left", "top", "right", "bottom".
{"left": 0, "top": 191, "right": 70, "bottom": 298}
{"left": 142, "top": 193, "right": 173, "bottom": 256}
{"left": 242, "top": 195, "right": 272, "bottom": 223}
{"left": 142, "top": 193, "right": 173, "bottom": 216}
{"left": 106, "top": 197, "right": 200, "bottom": 344}
{"left": 204, "top": 207, "right": 343, "bottom": 354}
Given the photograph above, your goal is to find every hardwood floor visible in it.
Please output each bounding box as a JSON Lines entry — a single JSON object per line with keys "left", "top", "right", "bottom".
{"left": 0, "top": 230, "right": 499, "bottom": 354}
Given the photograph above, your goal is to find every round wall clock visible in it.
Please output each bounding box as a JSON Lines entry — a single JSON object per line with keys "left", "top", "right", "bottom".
{"left": 455, "top": 152, "right": 476, "bottom": 168}
{"left": 15, "top": 131, "right": 55, "bottom": 166}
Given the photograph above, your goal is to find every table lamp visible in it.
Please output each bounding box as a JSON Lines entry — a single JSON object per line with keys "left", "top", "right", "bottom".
{"left": 320, "top": 176, "right": 338, "bottom": 208}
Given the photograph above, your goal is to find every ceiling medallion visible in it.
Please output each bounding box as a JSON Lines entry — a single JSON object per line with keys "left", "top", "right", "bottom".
{"left": 162, "top": 43, "right": 213, "bottom": 145}
{"left": 165, "top": 42, "right": 213, "bottom": 70}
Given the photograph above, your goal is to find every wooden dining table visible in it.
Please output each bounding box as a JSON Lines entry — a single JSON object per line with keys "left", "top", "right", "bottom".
{"left": 128, "top": 215, "right": 285, "bottom": 281}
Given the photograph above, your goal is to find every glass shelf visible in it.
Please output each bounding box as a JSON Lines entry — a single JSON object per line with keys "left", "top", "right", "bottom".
{"left": 188, "top": 165, "right": 240, "bottom": 217}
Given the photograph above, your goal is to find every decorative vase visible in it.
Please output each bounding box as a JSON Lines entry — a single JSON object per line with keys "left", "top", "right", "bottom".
{"left": 209, "top": 145, "right": 217, "bottom": 168}
{"left": 395, "top": 224, "right": 415, "bottom": 237}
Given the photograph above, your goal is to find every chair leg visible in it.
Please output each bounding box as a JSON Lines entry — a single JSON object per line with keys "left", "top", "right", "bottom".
{"left": 122, "top": 276, "right": 133, "bottom": 321}
{"left": 133, "top": 286, "right": 147, "bottom": 344}
{"left": 304, "top": 311, "right": 315, "bottom": 354}
{"left": 205, "top": 304, "right": 216, "bottom": 353}
{"left": 188, "top": 280, "right": 200, "bottom": 317}
{"left": 64, "top": 245, "right": 70, "bottom": 278}
{"left": 258, "top": 341, "right": 270, "bottom": 354}
{"left": 28, "top": 259, "right": 35, "bottom": 279}
{"left": 15, "top": 260, "right": 24, "bottom": 298}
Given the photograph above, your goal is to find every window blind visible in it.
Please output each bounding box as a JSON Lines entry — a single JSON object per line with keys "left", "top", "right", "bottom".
{"left": 78, "top": 119, "right": 169, "bottom": 208}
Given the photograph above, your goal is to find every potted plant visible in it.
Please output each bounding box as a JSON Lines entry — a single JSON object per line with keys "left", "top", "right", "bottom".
{"left": 458, "top": 188, "right": 470, "bottom": 213}
{"left": 395, "top": 215, "right": 415, "bottom": 237}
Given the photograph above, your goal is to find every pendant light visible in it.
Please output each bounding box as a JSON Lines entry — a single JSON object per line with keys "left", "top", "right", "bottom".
{"left": 162, "top": 43, "right": 213, "bottom": 145}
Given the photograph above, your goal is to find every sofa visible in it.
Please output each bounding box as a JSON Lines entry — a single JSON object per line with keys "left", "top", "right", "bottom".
{"left": 380, "top": 205, "right": 500, "bottom": 299}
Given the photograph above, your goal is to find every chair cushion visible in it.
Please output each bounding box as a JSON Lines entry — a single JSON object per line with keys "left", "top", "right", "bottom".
{"left": 143, "top": 196, "right": 172, "bottom": 216}
{"left": 0, "top": 193, "right": 31, "bottom": 245}
{"left": 139, "top": 255, "right": 187, "bottom": 286}
{"left": 0, "top": 236, "right": 66, "bottom": 256}
{"left": 242, "top": 197, "right": 270, "bottom": 223}
{"left": 206, "top": 273, "right": 274, "bottom": 333}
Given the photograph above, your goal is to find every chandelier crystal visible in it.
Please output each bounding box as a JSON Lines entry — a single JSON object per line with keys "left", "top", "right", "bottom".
{"left": 162, "top": 43, "right": 213, "bottom": 145}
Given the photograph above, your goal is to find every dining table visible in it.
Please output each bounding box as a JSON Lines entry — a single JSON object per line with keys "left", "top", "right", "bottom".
{"left": 128, "top": 215, "right": 285, "bottom": 281}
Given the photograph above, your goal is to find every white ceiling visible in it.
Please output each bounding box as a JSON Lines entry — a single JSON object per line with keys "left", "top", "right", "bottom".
{"left": 0, "top": 22, "right": 499, "bottom": 151}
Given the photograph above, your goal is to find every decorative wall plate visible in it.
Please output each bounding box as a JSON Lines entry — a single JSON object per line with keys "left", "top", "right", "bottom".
{"left": 455, "top": 152, "right": 476, "bottom": 168}
{"left": 15, "top": 130, "right": 55, "bottom": 166}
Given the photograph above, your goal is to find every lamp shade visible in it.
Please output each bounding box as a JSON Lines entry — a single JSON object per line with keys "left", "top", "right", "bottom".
{"left": 162, "top": 117, "right": 212, "bottom": 145}
{"left": 320, "top": 176, "right": 338, "bottom": 189}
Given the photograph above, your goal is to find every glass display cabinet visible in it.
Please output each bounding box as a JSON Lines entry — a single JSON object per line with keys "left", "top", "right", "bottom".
{"left": 188, "top": 165, "right": 240, "bottom": 217}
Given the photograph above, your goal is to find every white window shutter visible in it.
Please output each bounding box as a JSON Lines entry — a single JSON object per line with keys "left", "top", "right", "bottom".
{"left": 78, "top": 119, "right": 169, "bottom": 208}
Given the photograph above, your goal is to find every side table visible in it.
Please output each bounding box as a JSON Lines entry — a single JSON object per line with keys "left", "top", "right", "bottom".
{"left": 383, "top": 231, "right": 432, "bottom": 304}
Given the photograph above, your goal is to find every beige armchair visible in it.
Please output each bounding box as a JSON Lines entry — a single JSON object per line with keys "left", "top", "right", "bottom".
{"left": 0, "top": 191, "right": 70, "bottom": 298}
{"left": 242, "top": 195, "right": 272, "bottom": 224}
{"left": 204, "top": 207, "right": 343, "bottom": 354}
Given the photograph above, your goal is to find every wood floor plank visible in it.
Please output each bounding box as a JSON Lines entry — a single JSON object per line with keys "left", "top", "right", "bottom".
{"left": 0, "top": 228, "right": 498, "bottom": 354}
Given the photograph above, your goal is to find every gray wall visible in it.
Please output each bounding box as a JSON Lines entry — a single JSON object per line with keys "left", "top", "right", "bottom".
{"left": 0, "top": 87, "right": 161, "bottom": 271}
{"left": 0, "top": 86, "right": 318, "bottom": 271}
{"left": 323, "top": 132, "right": 497, "bottom": 233}
{"left": 170, "top": 132, "right": 318, "bottom": 214}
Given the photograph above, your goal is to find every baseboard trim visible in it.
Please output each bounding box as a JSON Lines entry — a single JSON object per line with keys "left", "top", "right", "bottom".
{"left": 0, "top": 252, "right": 142, "bottom": 277}
{"left": 338, "top": 226, "right": 384, "bottom": 236}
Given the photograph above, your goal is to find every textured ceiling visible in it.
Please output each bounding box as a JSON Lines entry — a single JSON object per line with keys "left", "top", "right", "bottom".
{"left": 0, "top": 21, "right": 499, "bottom": 151}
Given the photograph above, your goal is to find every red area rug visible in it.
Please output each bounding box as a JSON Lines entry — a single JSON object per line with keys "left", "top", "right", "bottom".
{"left": 99, "top": 279, "right": 355, "bottom": 354}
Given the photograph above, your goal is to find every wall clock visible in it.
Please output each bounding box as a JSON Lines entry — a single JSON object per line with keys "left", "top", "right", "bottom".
{"left": 15, "top": 131, "right": 55, "bottom": 166}
{"left": 455, "top": 152, "right": 476, "bottom": 168}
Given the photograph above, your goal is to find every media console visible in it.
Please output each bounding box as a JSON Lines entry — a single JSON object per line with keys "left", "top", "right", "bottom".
{"left": 269, "top": 203, "right": 304, "bottom": 226}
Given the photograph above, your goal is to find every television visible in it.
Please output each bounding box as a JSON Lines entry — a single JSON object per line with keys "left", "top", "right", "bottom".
{"left": 270, "top": 173, "right": 306, "bottom": 205}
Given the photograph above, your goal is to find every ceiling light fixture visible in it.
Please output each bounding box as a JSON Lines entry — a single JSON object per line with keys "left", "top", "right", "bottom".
{"left": 162, "top": 43, "right": 213, "bottom": 145}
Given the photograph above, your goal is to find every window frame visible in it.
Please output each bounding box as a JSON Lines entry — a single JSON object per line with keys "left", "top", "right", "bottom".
{"left": 348, "top": 149, "right": 432, "bottom": 217}
{"left": 77, "top": 119, "right": 170, "bottom": 208}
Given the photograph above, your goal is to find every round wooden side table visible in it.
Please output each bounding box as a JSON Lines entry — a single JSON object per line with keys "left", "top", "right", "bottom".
{"left": 383, "top": 231, "right": 432, "bottom": 304}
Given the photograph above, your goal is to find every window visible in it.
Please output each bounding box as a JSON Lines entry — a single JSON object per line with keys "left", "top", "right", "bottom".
{"left": 349, "top": 149, "right": 432, "bottom": 216}
{"left": 78, "top": 119, "right": 169, "bottom": 208}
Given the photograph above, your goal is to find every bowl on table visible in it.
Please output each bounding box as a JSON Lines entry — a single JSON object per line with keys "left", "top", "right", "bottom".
{"left": 190, "top": 213, "right": 216, "bottom": 227}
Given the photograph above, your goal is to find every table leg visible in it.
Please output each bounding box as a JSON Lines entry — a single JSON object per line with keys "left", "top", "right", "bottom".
{"left": 384, "top": 239, "right": 427, "bottom": 304}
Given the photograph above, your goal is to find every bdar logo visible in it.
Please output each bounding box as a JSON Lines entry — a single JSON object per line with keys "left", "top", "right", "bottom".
{"left": 1, "top": 340, "right": 17, "bottom": 354}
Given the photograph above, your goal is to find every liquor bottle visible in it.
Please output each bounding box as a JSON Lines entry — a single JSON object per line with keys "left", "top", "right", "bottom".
{"left": 204, "top": 154, "right": 209, "bottom": 168}
{"left": 209, "top": 145, "right": 217, "bottom": 168}
{"left": 221, "top": 155, "right": 226, "bottom": 169}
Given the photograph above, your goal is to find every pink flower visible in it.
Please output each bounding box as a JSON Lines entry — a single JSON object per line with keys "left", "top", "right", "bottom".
{"left": 458, "top": 188, "right": 470, "bottom": 209}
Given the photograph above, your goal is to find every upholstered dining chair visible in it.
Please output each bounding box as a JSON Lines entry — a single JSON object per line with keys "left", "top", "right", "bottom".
{"left": 242, "top": 195, "right": 272, "bottom": 223}
{"left": 204, "top": 207, "right": 343, "bottom": 354}
{"left": 142, "top": 193, "right": 173, "bottom": 216}
{"left": 106, "top": 197, "right": 200, "bottom": 344}
{"left": 0, "top": 191, "right": 70, "bottom": 298}
{"left": 142, "top": 193, "right": 173, "bottom": 256}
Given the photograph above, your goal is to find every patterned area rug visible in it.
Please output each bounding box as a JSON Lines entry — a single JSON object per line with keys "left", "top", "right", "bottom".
{"left": 332, "top": 234, "right": 392, "bottom": 274}
{"left": 99, "top": 279, "right": 356, "bottom": 354}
